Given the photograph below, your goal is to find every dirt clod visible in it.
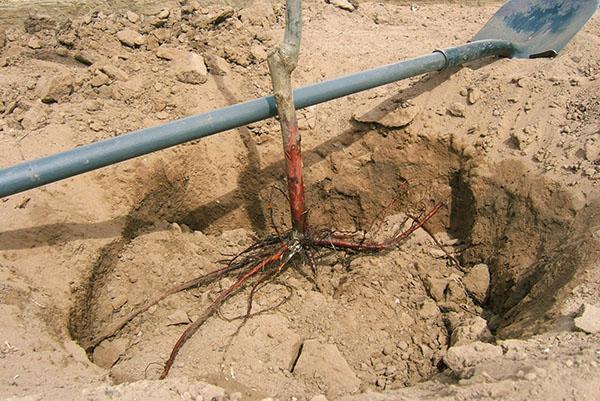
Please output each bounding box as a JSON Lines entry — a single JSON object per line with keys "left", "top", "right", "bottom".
{"left": 327, "top": 0, "right": 356, "bottom": 12}
{"left": 447, "top": 102, "right": 466, "bottom": 117}
{"left": 172, "top": 52, "right": 208, "bottom": 84}
{"left": 443, "top": 342, "right": 503, "bottom": 378}
{"left": 36, "top": 74, "right": 73, "bottom": 103}
{"left": 294, "top": 339, "right": 361, "bottom": 398}
{"left": 167, "top": 309, "right": 191, "bottom": 326}
{"left": 462, "top": 264, "right": 490, "bottom": 304}
{"left": 117, "top": 28, "right": 146, "bottom": 47}
{"left": 467, "top": 88, "right": 482, "bottom": 105}
{"left": 93, "top": 338, "right": 129, "bottom": 369}
{"left": 126, "top": 11, "right": 140, "bottom": 24}
{"left": 450, "top": 316, "right": 494, "bottom": 346}
{"left": 574, "top": 303, "right": 600, "bottom": 334}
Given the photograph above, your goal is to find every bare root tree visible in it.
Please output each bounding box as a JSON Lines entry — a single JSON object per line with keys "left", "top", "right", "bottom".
{"left": 89, "top": 0, "right": 444, "bottom": 379}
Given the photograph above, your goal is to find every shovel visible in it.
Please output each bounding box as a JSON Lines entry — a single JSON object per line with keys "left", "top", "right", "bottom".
{"left": 0, "top": 0, "right": 597, "bottom": 198}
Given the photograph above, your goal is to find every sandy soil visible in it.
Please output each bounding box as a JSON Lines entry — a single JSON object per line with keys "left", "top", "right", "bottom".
{"left": 0, "top": 0, "right": 599, "bottom": 400}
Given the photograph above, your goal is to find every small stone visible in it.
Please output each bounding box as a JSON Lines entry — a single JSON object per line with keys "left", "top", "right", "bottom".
{"left": 511, "top": 131, "right": 528, "bottom": 150}
{"left": 375, "top": 377, "right": 386, "bottom": 388}
{"left": 584, "top": 141, "right": 600, "bottom": 162}
{"left": 57, "top": 32, "right": 76, "bottom": 47}
{"left": 382, "top": 345, "right": 394, "bottom": 356}
{"left": 156, "top": 46, "right": 183, "bottom": 61}
{"left": 327, "top": 0, "right": 356, "bottom": 12}
{"left": 574, "top": 303, "right": 600, "bottom": 334}
{"left": 419, "top": 299, "right": 440, "bottom": 319}
{"left": 167, "top": 309, "right": 190, "bottom": 325}
{"left": 156, "top": 111, "right": 169, "bottom": 120}
{"left": 170, "top": 222, "right": 182, "bottom": 233}
{"left": 146, "top": 34, "right": 160, "bottom": 50}
{"left": 116, "top": 29, "right": 146, "bottom": 47}
{"left": 36, "top": 75, "right": 73, "bottom": 103}
{"left": 172, "top": 52, "right": 208, "bottom": 85}
{"left": 126, "top": 10, "right": 140, "bottom": 23}
{"left": 0, "top": 30, "right": 6, "bottom": 48}
{"left": 90, "top": 71, "right": 110, "bottom": 87}
{"left": 294, "top": 339, "right": 360, "bottom": 398}
{"left": 89, "top": 120, "right": 103, "bottom": 132}
{"left": 111, "top": 293, "right": 128, "bottom": 311}
{"left": 467, "top": 88, "right": 482, "bottom": 105}
{"left": 373, "top": 13, "right": 389, "bottom": 24}
{"left": 192, "top": 7, "right": 235, "bottom": 29}
{"left": 158, "top": 9, "right": 171, "bottom": 19}
{"left": 451, "top": 316, "right": 494, "bottom": 346}
{"left": 84, "top": 100, "right": 102, "bottom": 112}
{"left": 27, "top": 36, "right": 42, "bottom": 49}
{"left": 420, "top": 343, "right": 434, "bottom": 359}
{"left": 54, "top": 47, "right": 68, "bottom": 57}
{"left": 92, "top": 338, "right": 128, "bottom": 369}
{"left": 151, "top": 28, "right": 173, "bottom": 44}
{"left": 428, "top": 248, "right": 446, "bottom": 258}
{"left": 443, "top": 342, "right": 502, "bottom": 378}
{"left": 20, "top": 106, "right": 46, "bottom": 130}
{"left": 204, "top": 54, "right": 231, "bottom": 76}
{"left": 73, "top": 51, "right": 96, "bottom": 66}
{"left": 462, "top": 264, "right": 490, "bottom": 303}
{"left": 445, "top": 281, "right": 467, "bottom": 304}
{"left": 447, "top": 102, "right": 466, "bottom": 117}
{"left": 100, "top": 64, "right": 129, "bottom": 81}
{"left": 425, "top": 277, "right": 448, "bottom": 302}
{"left": 250, "top": 44, "right": 267, "bottom": 62}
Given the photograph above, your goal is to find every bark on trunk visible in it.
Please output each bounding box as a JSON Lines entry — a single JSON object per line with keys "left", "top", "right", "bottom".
{"left": 267, "top": 0, "right": 306, "bottom": 234}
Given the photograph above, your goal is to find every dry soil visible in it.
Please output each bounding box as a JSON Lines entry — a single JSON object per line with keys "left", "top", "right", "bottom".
{"left": 0, "top": 1, "right": 599, "bottom": 401}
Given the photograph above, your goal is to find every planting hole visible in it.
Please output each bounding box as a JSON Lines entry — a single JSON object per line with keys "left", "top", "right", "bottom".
{"left": 68, "top": 125, "right": 597, "bottom": 399}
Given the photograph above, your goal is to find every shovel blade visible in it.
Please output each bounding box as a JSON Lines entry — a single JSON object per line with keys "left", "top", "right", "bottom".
{"left": 473, "top": 0, "right": 599, "bottom": 58}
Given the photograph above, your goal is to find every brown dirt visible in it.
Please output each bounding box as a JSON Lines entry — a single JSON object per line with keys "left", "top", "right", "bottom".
{"left": 1, "top": 1, "right": 599, "bottom": 401}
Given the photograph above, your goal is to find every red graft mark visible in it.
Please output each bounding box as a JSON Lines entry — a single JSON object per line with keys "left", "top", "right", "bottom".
{"left": 284, "top": 123, "right": 307, "bottom": 233}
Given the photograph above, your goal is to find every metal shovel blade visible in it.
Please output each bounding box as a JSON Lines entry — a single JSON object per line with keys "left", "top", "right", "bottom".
{"left": 473, "top": 0, "right": 599, "bottom": 58}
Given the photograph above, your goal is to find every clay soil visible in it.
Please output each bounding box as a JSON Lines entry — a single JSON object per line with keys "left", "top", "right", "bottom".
{"left": 1, "top": 1, "right": 600, "bottom": 401}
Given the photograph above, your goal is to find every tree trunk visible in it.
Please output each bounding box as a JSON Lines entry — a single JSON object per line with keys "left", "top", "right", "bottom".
{"left": 267, "top": 0, "right": 306, "bottom": 234}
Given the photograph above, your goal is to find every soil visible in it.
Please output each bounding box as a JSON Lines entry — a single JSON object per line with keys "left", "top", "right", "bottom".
{"left": 1, "top": 0, "right": 599, "bottom": 401}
